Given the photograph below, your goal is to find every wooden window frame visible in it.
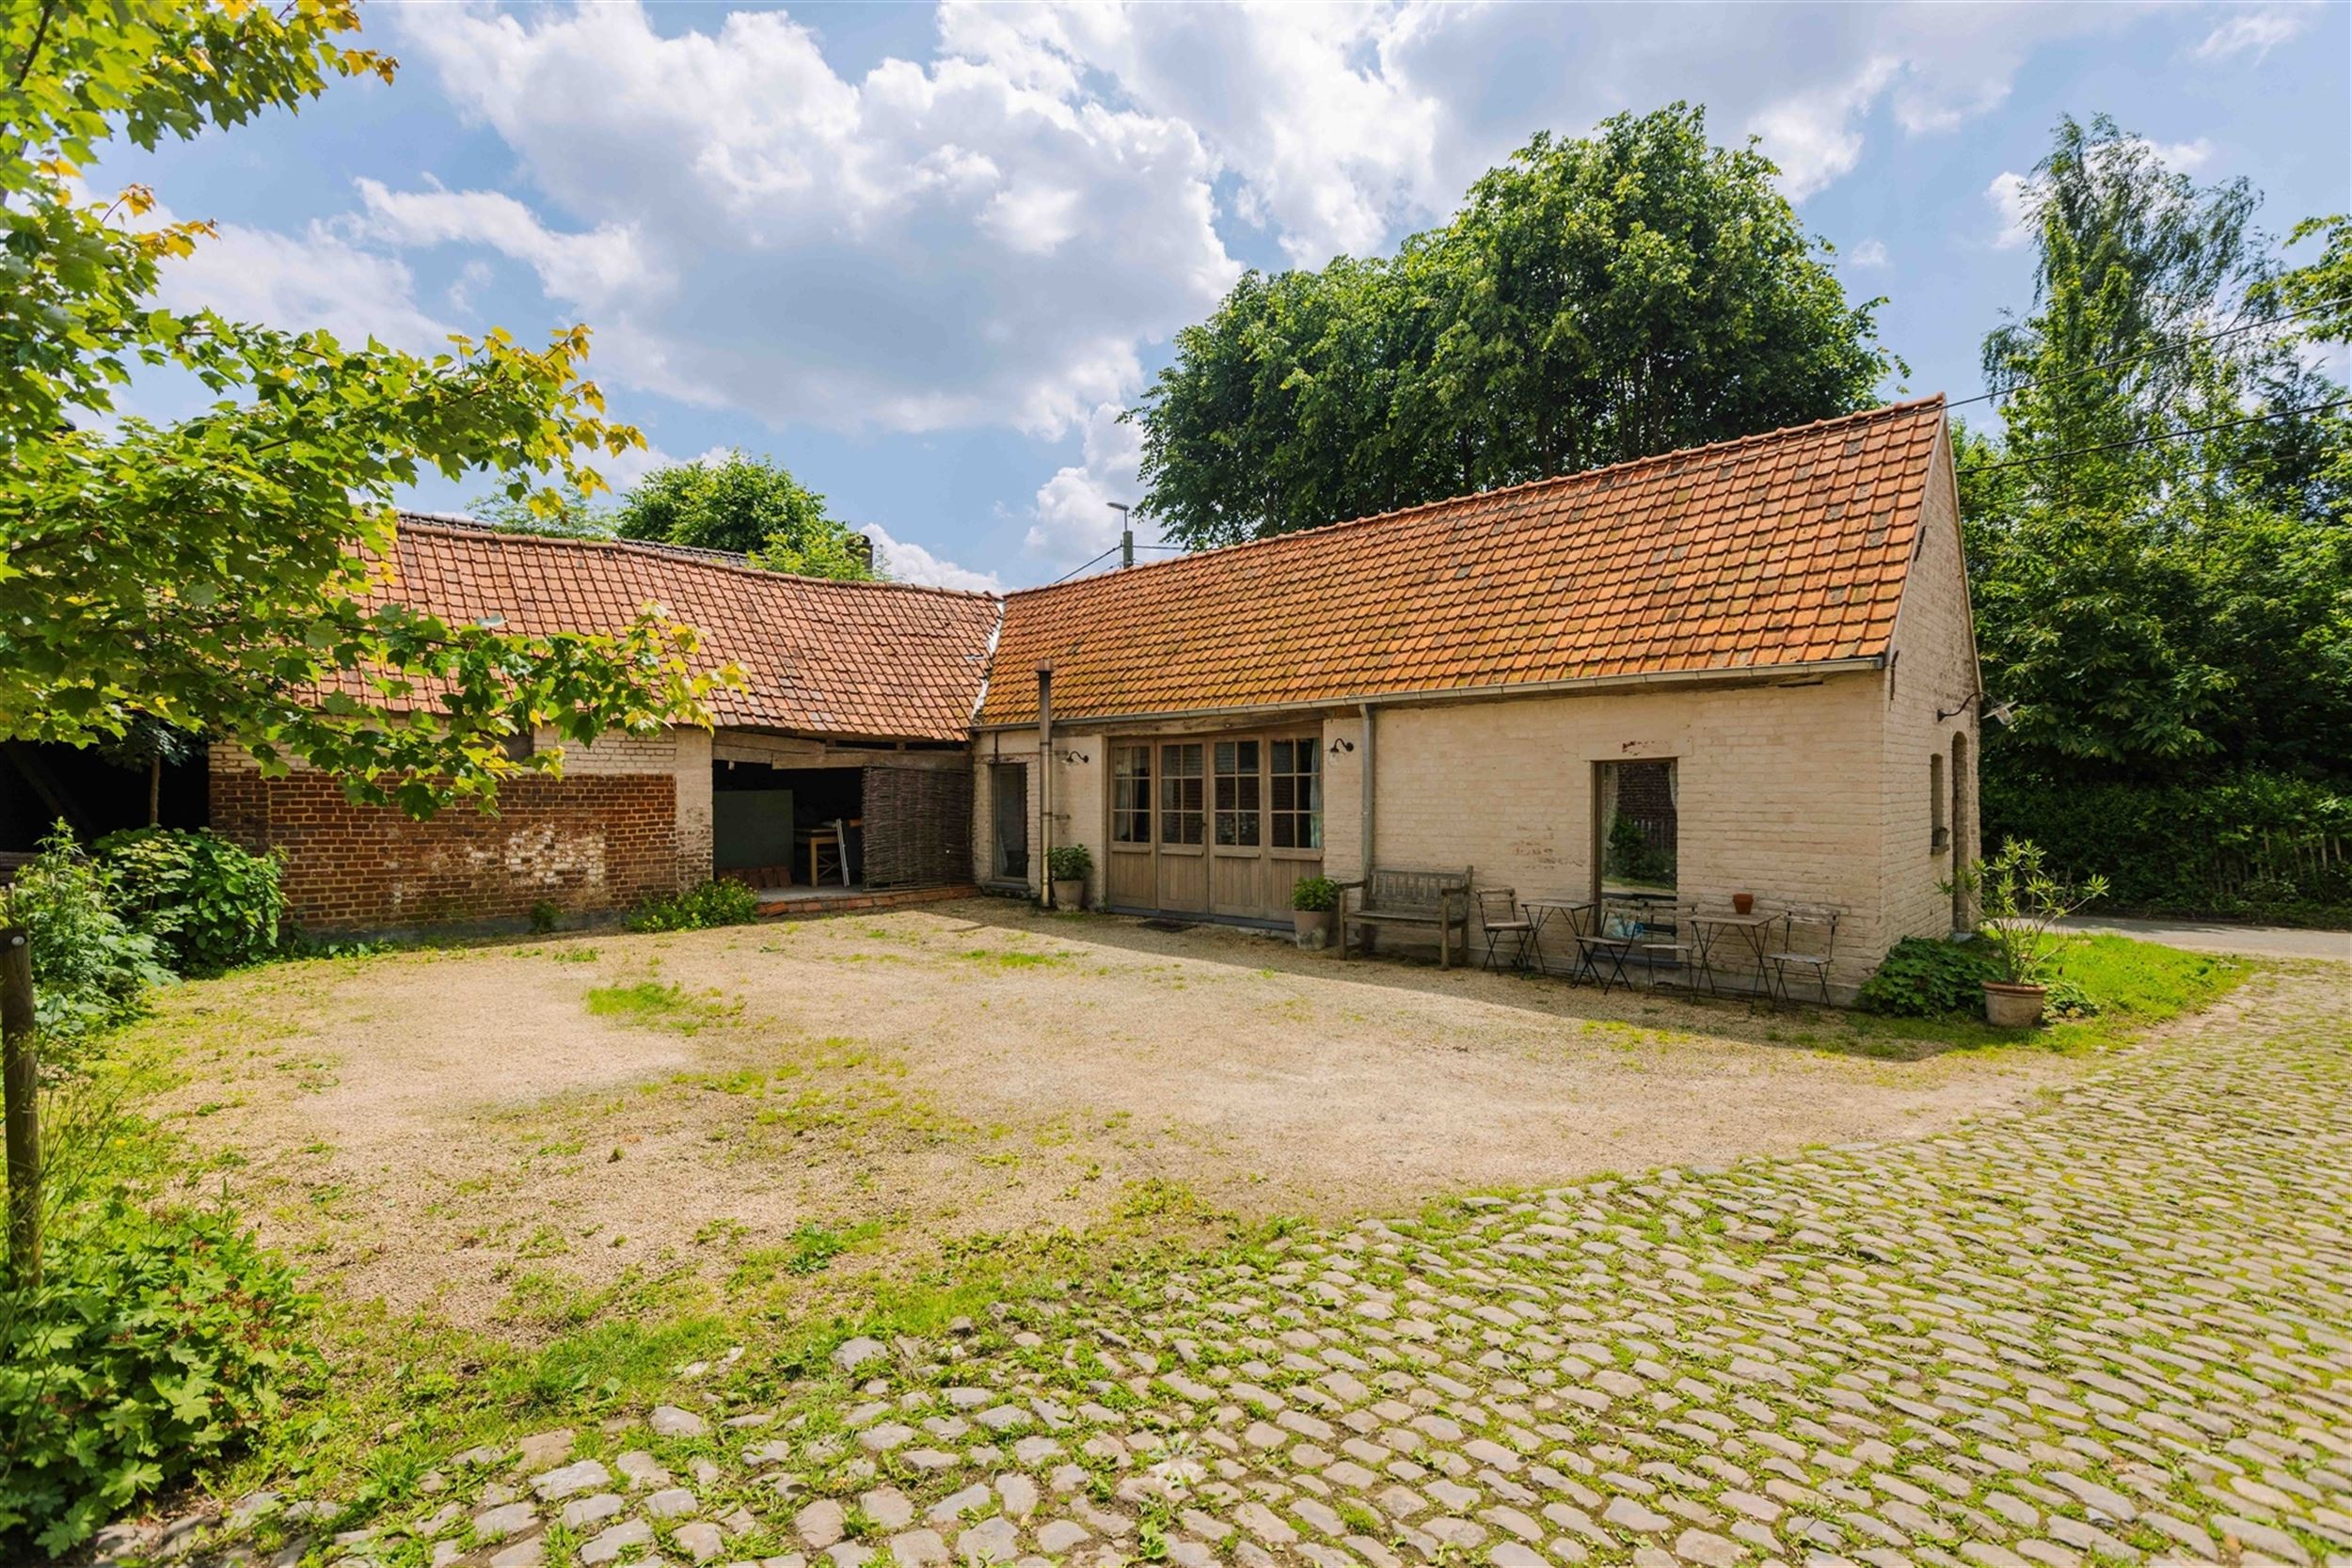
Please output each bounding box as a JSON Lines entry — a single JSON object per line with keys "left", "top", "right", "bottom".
{"left": 1267, "top": 735, "right": 1323, "bottom": 856}
{"left": 1111, "top": 744, "right": 1152, "bottom": 845}
{"left": 1157, "top": 742, "right": 1206, "bottom": 848}
{"left": 1213, "top": 737, "right": 1263, "bottom": 852}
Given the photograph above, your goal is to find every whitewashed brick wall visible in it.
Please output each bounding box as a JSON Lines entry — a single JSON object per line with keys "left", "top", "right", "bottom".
{"left": 1877, "top": 431, "right": 1983, "bottom": 944}
{"left": 1367, "top": 676, "right": 1890, "bottom": 993}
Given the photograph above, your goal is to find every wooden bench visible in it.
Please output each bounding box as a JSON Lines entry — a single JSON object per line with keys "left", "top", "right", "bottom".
{"left": 1337, "top": 865, "right": 1473, "bottom": 969}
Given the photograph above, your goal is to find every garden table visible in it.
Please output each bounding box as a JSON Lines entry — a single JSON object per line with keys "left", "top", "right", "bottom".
{"left": 1691, "top": 910, "right": 1783, "bottom": 1000}
{"left": 1520, "top": 898, "right": 1596, "bottom": 977}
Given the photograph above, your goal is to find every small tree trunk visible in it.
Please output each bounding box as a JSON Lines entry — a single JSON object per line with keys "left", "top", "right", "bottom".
{"left": 1, "top": 926, "right": 37, "bottom": 1286}
{"left": 149, "top": 755, "right": 162, "bottom": 827}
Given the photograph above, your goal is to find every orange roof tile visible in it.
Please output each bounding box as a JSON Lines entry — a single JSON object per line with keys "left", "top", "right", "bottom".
{"left": 978, "top": 398, "right": 1948, "bottom": 727}
{"left": 365, "top": 520, "right": 999, "bottom": 742}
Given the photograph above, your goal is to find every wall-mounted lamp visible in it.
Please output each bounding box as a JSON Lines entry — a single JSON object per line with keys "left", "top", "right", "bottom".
{"left": 1936, "top": 691, "right": 2020, "bottom": 727}
{"left": 1327, "top": 737, "right": 1356, "bottom": 756}
{"left": 1060, "top": 749, "right": 1090, "bottom": 765}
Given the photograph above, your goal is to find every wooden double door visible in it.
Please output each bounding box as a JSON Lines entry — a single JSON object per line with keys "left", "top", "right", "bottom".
{"left": 1102, "top": 730, "right": 1323, "bottom": 922}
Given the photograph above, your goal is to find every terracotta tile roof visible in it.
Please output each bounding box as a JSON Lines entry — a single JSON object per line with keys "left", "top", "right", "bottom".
{"left": 979, "top": 398, "right": 1948, "bottom": 727}
{"left": 365, "top": 520, "right": 1000, "bottom": 742}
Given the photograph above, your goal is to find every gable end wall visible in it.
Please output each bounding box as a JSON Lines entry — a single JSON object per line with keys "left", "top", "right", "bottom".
{"left": 1877, "top": 429, "right": 1983, "bottom": 945}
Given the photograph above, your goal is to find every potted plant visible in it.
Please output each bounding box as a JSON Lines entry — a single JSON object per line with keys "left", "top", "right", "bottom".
{"left": 1046, "top": 844, "right": 1092, "bottom": 911}
{"left": 1291, "top": 875, "right": 1340, "bottom": 948}
{"left": 1964, "top": 839, "right": 2107, "bottom": 1027}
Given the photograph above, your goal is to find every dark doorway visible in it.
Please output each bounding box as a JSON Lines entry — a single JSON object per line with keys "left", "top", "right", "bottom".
{"left": 990, "top": 762, "right": 1028, "bottom": 881}
{"left": 1596, "top": 758, "right": 1678, "bottom": 900}
{"left": 2, "top": 739, "right": 209, "bottom": 854}
{"left": 720, "top": 763, "right": 865, "bottom": 886}
{"left": 710, "top": 759, "right": 800, "bottom": 878}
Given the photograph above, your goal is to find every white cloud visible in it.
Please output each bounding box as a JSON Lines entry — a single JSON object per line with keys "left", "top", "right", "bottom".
{"left": 2194, "top": 8, "right": 2309, "bottom": 62}
{"left": 388, "top": 1, "right": 1238, "bottom": 440}
{"left": 355, "top": 179, "right": 654, "bottom": 309}
{"left": 866, "top": 524, "right": 1003, "bottom": 593}
{"left": 1747, "top": 57, "right": 1903, "bottom": 199}
{"left": 1024, "top": 402, "right": 1147, "bottom": 565}
{"left": 1987, "top": 171, "right": 2038, "bottom": 250}
{"left": 151, "top": 208, "right": 453, "bottom": 353}
{"left": 1846, "top": 238, "right": 1890, "bottom": 268}
{"left": 2145, "top": 137, "right": 2215, "bottom": 172}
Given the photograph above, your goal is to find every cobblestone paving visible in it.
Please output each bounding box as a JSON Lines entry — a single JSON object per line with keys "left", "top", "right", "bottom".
{"left": 194, "top": 970, "right": 2348, "bottom": 1568}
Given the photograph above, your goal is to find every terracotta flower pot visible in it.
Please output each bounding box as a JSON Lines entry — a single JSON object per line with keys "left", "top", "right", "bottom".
{"left": 1052, "top": 877, "right": 1086, "bottom": 911}
{"left": 1293, "top": 909, "right": 1334, "bottom": 949}
{"left": 1982, "top": 980, "right": 2048, "bottom": 1029}
{"left": 1732, "top": 893, "right": 1756, "bottom": 915}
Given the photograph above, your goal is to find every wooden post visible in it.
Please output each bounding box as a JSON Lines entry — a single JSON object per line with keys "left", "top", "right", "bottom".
{"left": 1, "top": 925, "right": 37, "bottom": 1285}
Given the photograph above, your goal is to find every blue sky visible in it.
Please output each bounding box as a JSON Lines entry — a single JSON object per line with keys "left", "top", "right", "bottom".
{"left": 114, "top": 2, "right": 2349, "bottom": 589}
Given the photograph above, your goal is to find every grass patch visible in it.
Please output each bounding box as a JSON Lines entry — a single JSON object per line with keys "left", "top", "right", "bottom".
{"left": 1849, "top": 935, "right": 2246, "bottom": 1053}
{"left": 959, "top": 946, "right": 1071, "bottom": 970}
{"left": 583, "top": 981, "right": 737, "bottom": 1034}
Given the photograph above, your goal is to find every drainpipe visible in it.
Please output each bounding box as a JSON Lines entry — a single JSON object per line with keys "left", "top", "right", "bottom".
{"left": 1036, "top": 665, "right": 1054, "bottom": 907}
{"left": 1359, "top": 701, "right": 1376, "bottom": 877}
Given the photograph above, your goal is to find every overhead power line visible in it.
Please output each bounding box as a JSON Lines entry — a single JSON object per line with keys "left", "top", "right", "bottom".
{"left": 1970, "top": 395, "right": 2352, "bottom": 472}
{"left": 1048, "top": 543, "right": 1121, "bottom": 585}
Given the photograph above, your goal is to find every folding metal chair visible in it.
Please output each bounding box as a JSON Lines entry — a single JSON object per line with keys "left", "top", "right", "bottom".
{"left": 1576, "top": 898, "right": 1642, "bottom": 993}
{"left": 1476, "top": 887, "right": 1535, "bottom": 973}
{"left": 1641, "top": 900, "right": 1714, "bottom": 994}
{"left": 1766, "top": 904, "right": 1840, "bottom": 1006}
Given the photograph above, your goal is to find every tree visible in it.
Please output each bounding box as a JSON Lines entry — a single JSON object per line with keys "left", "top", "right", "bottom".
{"left": 467, "top": 474, "right": 617, "bottom": 539}
{"left": 1, "top": 0, "right": 723, "bottom": 819}
{"left": 1957, "top": 115, "right": 2351, "bottom": 785}
{"left": 1133, "top": 104, "right": 1895, "bottom": 547}
{"left": 614, "top": 451, "right": 880, "bottom": 580}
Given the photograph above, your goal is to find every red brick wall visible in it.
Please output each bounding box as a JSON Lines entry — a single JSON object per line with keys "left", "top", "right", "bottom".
{"left": 211, "top": 766, "right": 684, "bottom": 931}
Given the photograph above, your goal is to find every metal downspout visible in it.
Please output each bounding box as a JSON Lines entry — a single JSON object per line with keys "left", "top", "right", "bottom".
{"left": 1359, "top": 701, "right": 1376, "bottom": 877}
{"left": 1036, "top": 666, "right": 1054, "bottom": 907}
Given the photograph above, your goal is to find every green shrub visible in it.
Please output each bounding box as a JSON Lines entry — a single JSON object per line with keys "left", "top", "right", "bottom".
{"left": 1982, "top": 768, "right": 2352, "bottom": 924}
{"left": 94, "top": 828, "right": 288, "bottom": 976}
{"left": 0, "top": 1198, "right": 311, "bottom": 1555}
{"left": 0, "top": 824, "right": 171, "bottom": 1046}
{"left": 1290, "top": 875, "right": 1341, "bottom": 912}
{"left": 1856, "top": 936, "right": 2001, "bottom": 1017}
{"left": 625, "top": 879, "right": 760, "bottom": 933}
{"left": 1045, "top": 844, "right": 1092, "bottom": 880}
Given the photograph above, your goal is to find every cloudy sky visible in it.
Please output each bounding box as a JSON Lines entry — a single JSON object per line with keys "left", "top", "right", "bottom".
{"left": 113, "top": 1, "right": 2348, "bottom": 589}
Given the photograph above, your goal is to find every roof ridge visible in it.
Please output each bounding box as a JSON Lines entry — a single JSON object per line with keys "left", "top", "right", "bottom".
{"left": 391, "top": 512, "right": 1002, "bottom": 602}
{"left": 1006, "top": 395, "right": 1947, "bottom": 600}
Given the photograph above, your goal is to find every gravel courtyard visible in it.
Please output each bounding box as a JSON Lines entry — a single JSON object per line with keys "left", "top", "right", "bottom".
{"left": 147, "top": 902, "right": 2074, "bottom": 1331}
{"left": 170, "top": 960, "right": 2348, "bottom": 1568}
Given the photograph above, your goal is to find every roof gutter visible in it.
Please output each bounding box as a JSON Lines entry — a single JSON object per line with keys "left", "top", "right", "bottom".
{"left": 967, "top": 655, "right": 1887, "bottom": 734}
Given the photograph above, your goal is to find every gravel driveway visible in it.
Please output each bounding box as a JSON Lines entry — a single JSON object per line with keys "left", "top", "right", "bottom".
{"left": 146, "top": 902, "right": 2073, "bottom": 1332}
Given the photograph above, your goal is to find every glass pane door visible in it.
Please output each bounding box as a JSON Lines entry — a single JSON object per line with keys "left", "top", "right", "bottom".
{"left": 1213, "top": 739, "right": 1261, "bottom": 847}
{"left": 1157, "top": 744, "right": 1204, "bottom": 845}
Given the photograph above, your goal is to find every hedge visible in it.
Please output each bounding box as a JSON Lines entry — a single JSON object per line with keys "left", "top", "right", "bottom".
{"left": 1981, "top": 768, "right": 2352, "bottom": 925}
